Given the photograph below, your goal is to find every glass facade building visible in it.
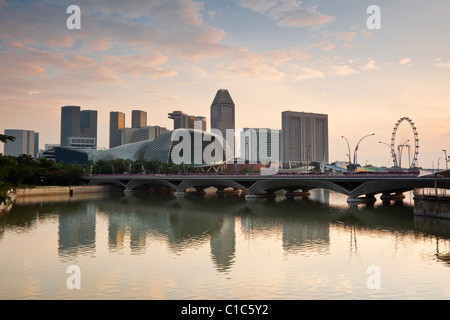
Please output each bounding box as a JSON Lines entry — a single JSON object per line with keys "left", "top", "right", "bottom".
{"left": 61, "top": 106, "right": 97, "bottom": 148}
{"left": 132, "top": 110, "right": 147, "bottom": 129}
{"left": 210, "top": 89, "right": 235, "bottom": 136}
{"left": 110, "top": 111, "right": 125, "bottom": 149}
{"left": 95, "top": 129, "right": 228, "bottom": 166}
{"left": 3, "top": 129, "right": 39, "bottom": 158}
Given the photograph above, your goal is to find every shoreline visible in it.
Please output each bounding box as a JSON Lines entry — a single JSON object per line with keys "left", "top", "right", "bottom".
{"left": 0, "top": 185, "right": 115, "bottom": 214}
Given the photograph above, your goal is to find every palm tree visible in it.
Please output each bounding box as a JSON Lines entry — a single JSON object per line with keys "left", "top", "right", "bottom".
{"left": 0, "top": 134, "right": 15, "bottom": 144}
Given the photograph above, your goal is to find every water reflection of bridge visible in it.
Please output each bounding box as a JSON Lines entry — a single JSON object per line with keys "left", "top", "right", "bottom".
{"left": 5, "top": 191, "right": 450, "bottom": 270}
{"left": 4, "top": 190, "right": 450, "bottom": 270}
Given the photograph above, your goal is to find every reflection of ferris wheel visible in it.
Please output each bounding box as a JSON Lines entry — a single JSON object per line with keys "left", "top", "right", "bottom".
{"left": 390, "top": 117, "right": 420, "bottom": 168}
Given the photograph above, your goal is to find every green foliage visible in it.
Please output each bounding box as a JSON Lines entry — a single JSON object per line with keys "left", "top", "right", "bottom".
{"left": 0, "top": 181, "right": 12, "bottom": 207}
{"left": 0, "top": 151, "right": 195, "bottom": 206}
{"left": 0, "top": 153, "right": 86, "bottom": 206}
{"left": 0, "top": 134, "right": 15, "bottom": 144}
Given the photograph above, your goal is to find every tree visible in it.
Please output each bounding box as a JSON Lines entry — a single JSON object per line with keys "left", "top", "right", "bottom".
{"left": 0, "top": 135, "right": 16, "bottom": 206}
{"left": 0, "top": 134, "right": 15, "bottom": 144}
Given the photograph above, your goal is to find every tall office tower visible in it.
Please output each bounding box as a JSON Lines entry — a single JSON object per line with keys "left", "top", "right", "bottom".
{"left": 121, "top": 125, "right": 169, "bottom": 145}
{"left": 240, "top": 128, "right": 282, "bottom": 164}
{"left": 34, "top": 132, "right": 39, "bottom": 158}
{"left": 110, "top": 111, "right": 125, "bottom": 148}
{"left": 80, "top": 110, "right": 98, "bottom": 148}
{"left": 61, "top": 106, "right": 81, "bottom": 147}
{"left": 281, "top": 111, "right": 328, "bottom": 164}
{"left": 61, "top": 106, "right": 98, "bottom": 148}
{"left": 4, "top": 129, "right": 39, "bottom": 158}
{"left": 210, "top": 89, "right": 235, "bottom": 135}
{"left": 132, "top": 110, "right": 147, "bottom": 129}
{"left": 168, "top": 111, "right": 207, "bottom": 131}
{"left": 211, "top": 89, "right": 235, "bottom": 159}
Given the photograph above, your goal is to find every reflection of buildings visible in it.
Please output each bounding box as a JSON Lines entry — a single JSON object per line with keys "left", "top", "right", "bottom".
{"left": 242, "top": 196, "right": 331, "bottom": 254}
{"left": 210, "top": 216, "right": 235, "bottom": 272}
{"left": 282, "top": 222, "right": 330, "bottom": 253}
{"left": 58, "top": 202, "right": 96, "bottom": 256}
{"left": 104, "top": 197, "right": 236, "bottom": 271}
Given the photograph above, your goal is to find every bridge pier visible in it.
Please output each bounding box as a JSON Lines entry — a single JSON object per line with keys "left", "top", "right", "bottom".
{"left": 216, "top": 187, "right": 241, "bottom": 195}
{"left": 285, "top": 188, "right": 311, "bottom": 198}
{"left": 245, "top": 191, "right": 276, "bottom": 199}
{"left": 175, "top": 187, "right": 206, "bottom": 196}
{"left": 347, "top": 194, "right": 377, "bottom": 204}
{"left": 380, "top": 192, "right": 405, "bottom": 201}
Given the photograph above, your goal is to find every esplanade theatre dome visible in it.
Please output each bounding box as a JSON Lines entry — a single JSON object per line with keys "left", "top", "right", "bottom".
{"left": 94, "top": 129, "right": 230, "bottom": 165}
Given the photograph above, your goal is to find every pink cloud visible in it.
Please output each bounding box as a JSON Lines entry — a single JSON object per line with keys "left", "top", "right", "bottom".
{"left": 308, "top": 40, "right": 336, "bottom": 51}
{"left": 335, "top": 31, "right": 357, "bottom": 42}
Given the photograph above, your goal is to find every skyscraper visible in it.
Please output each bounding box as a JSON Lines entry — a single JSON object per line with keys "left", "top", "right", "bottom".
{"left": 210, "top": 89, "right": 235, "bottom": 136}
{"left": 211, "top": 89, "right": 235, "bottom": 158}
{"left": 110, "top": 111, "right": 125, "bottom": 148}
{"left": 240, "top": 128, "right": 282, "bottom": 164}
{"left": 282, "top": 111, "right": 328, "bottom": 164}
{"left": 168, "top": 111, "right": 207, "bottom": 131}
{"left": 60, "top": 106, "right": 97, "bottom": 148}
{"left": 60, "top": 106, "right": 81, "bottom": 147}
{"left": 4, "top": 129, "right": 39, "bottom": 158}
{"left": 80, "top": 110, "right": 98, "bottom": 148}
{"left": 132, "top": 110, "right": 147, "bottom": 129}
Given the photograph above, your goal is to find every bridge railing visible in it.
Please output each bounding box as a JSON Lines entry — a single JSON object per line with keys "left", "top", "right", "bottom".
{"left": 414, "top": 188, "right": 449, "bottom": 197}
{"left": 83, "top": 171, "right": 421, "bottom": 179}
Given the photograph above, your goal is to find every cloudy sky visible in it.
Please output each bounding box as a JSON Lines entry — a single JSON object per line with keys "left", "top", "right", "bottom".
{"left": 1, "top": 0, "right": 449, "bottom": 168}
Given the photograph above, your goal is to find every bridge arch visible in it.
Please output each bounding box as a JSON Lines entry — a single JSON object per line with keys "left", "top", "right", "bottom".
{"left": 246, "top": 179, "right": 352, "bottom": 197}
{"left": 175, "top": 179, "right": 249, "bottom": 193}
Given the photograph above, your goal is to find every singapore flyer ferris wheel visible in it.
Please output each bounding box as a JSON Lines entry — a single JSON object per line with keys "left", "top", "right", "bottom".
{"left": 390, "top": 117, "right": 420, "bottom": 169}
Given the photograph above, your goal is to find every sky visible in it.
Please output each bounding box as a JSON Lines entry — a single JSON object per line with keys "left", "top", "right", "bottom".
{"left": 0, "top": 0, "right": 449, "bottom": 169}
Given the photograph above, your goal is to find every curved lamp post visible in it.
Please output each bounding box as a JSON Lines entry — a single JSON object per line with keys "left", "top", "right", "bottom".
{"left": 397, "top": 139, "right": 410, "bottom": 170}
{"left": 353, "top": 133, "right": 375, "bottom": 172}
{"left": 443, "top": 150, "right": 448, "bottom": 170}
{"left": 341, "top": 136, "right": 352, "bottom": 164}
{"left": 379, "top": 141, "right": 398, "bottom": 170}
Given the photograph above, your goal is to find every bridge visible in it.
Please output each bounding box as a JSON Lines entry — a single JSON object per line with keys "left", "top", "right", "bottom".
{"left": 83, "top": 170, "right": 450, "bottom": 203}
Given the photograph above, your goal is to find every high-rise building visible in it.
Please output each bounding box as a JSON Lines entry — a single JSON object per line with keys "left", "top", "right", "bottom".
{"left": 210, "top": 89, "right": 235, "bottom": 135}
{"left": 211, "top": 89, "right": 235, "bottom": 158}
{"left": 281, "top": 111, "right": 328, "bottom": 164}
{"left": 110, "top": 111, "right": 125, "bottom": 148}
{"left": 4, "top": 129, "right": 39, "bottom": 158}
{"left": 60, "top": 106, "right": 97, "bottom": 148}
{"left": 61, "top": 106, "right": 81, "bottom": 147}
{"left": 80, "top": 110, "right": 98, "bottom": 148}
{"left": 121, "top": 126, "right": 169, "bottom": 145}
{"left": 168, "top": 111, "right": 207, "bottom": 131}
{"left": 132, "top": 110, "right": 147, "bottom": 129}
{"left": 240, "top": 128, "right": 282, "bottom": 164}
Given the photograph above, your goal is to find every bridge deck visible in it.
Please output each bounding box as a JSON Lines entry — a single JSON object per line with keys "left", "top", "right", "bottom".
{"left": 83, "top": 172, "right": 450, "bottom": 202}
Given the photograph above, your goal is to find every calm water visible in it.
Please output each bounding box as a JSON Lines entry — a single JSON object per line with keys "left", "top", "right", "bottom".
{"left": 0, "top": 189, "right": 449, "bottom": 300}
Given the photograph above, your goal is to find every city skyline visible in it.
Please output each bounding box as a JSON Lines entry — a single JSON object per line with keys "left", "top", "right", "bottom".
{"left": 1, "top": 1, "right": 449, "bottom": 168}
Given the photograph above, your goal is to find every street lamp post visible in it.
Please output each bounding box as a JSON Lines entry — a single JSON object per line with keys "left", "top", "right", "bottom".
{"left": 353, "top": 133, "right": 375, "bottom": 172}
{"left": 379, "top": 141, "right": 398, "bottom": 170}
{"left": 443, "top": 150, "right": 448, "bottom": 170}
{"left": 397, "top": 139, "right": 410, "bottom": 170}
{"left": 341, "top": 136, "right": 352, "bottom": 165}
